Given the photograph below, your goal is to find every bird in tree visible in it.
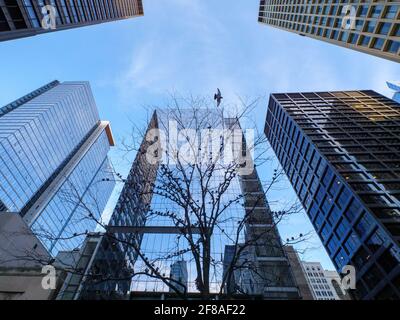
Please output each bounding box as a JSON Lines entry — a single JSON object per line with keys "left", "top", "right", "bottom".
{"left": 214, "top": 88, "right": 223, "bottom": 107}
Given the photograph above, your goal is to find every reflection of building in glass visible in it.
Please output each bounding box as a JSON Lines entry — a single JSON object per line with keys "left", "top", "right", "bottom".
{"left": 0, "top": 81, "right": 115, "bottom": 257}
{"left": 74, "top": 109, "right": 300, "bottom": 299}
{"left": 258, "top": 1, "right": 400, "bottom": 62}
{"left": 71, "top": 113, "right": 160, "bottom": 299}
{"left": 125, "top": 109, "right": 300, "bottom": 299}
{"left": 57, "top": 232, "right": 135, "bottom": 300}
{"left": 0, "top": 0, "right": 144, "bottom": 42}
{"left": 223, "top": 244, "right": 256, "bottom": 295}
{"left": 387, "top": 81, "right": 400, "bottom": 103}
{"left": 169, "top": 260, "right": 188, "bottom": 294}
{"left": 265, "top": 90, "right": 400, "bottom": 299}
{"left": 234, "top": 165, "right": 301, "bottom": 299}
{"left": 223, "top": 245, "right": 238, "bottom": 294}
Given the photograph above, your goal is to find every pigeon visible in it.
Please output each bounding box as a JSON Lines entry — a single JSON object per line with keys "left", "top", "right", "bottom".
{"left": 214, "top": 88, "right": 223, "bottom": 107}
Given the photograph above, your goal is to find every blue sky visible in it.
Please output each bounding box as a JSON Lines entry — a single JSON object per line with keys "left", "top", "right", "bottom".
{"left": 0, "top": 0, "right": 399, "bottom": 269}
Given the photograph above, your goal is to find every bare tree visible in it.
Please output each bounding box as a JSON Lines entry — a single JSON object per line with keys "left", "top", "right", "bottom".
{"left": 2, "top": 95, "right": 311, "bottom": 300}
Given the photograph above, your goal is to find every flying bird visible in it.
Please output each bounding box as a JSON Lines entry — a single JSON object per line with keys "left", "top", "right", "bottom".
{"left": 214, "top": 88, "right": 223, "bottom": 107}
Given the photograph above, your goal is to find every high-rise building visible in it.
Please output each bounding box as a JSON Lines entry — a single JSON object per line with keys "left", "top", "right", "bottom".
{"left": 324, "top": 269, "right": 351, "bottom": 300}
{"left": 222, "top": 245, "right": 239, "bottom": 294}
{"left": 284, "top": 246, "right": 314, "bottom": 300}
{"left": 0, "top": 0, "right": 144, "bottom": 42}
{"left": 56, "top": 232, "right": 133, "bottom": 300}
{"left": 169, "top": 260, "right": 188, "bottom": 294}
{"left": 258, "top": 0, "right": 400, "bottom": 63}
{"left": 239, "top": 166, "right": 301, "bottom": 299}
{"left": 302, "top": 261, "right": 349, "bottom": 300}
{"left": 63, "top": 112, "right": 159, "bottom": 299}
{"left": 0, "top": 80, "right": 115, "bottom": 258}
{"left": 73, "top": 109, "right": 300, "bottom": 299}
{"left": 387, "top": 81, "right": 400, "bottom": 103}
{"left": 265, "top": 90, "right": 400, "bottom": 299}
{"left": 135, "top": 110, "right": 300, "bottom": 299}
{"left": 223, "top": 244, "right": 258, "bottom": 296}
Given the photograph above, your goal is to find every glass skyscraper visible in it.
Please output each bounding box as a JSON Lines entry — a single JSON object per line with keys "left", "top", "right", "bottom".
{"left": 0, "top": 0, "right": 144, "bottom": 42}
{"left": 169, "top": 260, "right": 188, "bottom": 294}
{"left": 0, "top": 80, "right": 115, "bottom": 256}
{"left": 258, "top": 0, "right": 400, "bottom": 63}
{"left": 126, "top": 109, "right": 300, "bottom": 299}
{"left": 71, "top": 109, "right": 301, "bottom": 300}
{"left": 131, "top": 109, "right": 300, "bottom": 299}
{"left": 68, "top": 112, "right": 160, "bottom": 299}
{"left": 387, "top": 80, "right": 400, "bottom": 103}
{"left": 265, "top": 90, "right": 400, "bottom": 299}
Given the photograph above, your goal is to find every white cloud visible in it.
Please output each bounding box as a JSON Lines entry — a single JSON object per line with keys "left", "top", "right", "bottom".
{"left": 108, "top": 0, "right": 400, "bottom": 270}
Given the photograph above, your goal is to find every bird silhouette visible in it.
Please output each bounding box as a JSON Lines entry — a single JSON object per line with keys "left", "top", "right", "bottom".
{"left": 214, "top": 88, "right": 223, "bottom": 107}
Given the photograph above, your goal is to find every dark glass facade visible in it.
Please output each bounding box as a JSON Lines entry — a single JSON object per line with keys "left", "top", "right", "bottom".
{"left": 0, "top": 0, "right": 143, "bottom": 42}
{"left": 265, "top": 90, "right": 400, "bottom": 300}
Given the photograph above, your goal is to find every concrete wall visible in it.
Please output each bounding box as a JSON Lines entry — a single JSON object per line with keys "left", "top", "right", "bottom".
{"left": 0, "top": 267, "right": 61, "bottom": 300}
{"left": 0, "top": 212, "right": 60, "bottom": 299}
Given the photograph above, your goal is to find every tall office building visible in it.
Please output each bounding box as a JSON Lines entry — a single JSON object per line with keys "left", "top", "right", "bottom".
{"left": 265, "top": 90, "right": 400, "bottom": 299}
{"left": 387, "top": 81, "right": 400, "bottom": 102}
{"left": 222, "top": 209, "right": 297, "bottom": 299}
{"left": 284, "top": 246, "right": 350, "bottom": 300}
{"left": 169, "top": 260, "right": 188, "bottom": 294}
{"left": 302, "top": 261, "right": 348, "bottom": 300}
{"left": 130, "top": 110, "right": 300, "bottom": 299}
{"left": 61, "top": 112, "right": 159, "bottom": 299}
{"left": 72, "top": 109, "right": 300, "bottom": 299}
{"left": 324, "top": 269, "right": 351, "bottom": 299}
{"left": 0, "top": 0, "right": 144, "bottom": 42}
{"left": 284, "top": 246, "right": 314, "bottom": 300}
{"left": 258, "top": 0, "right": 400, "bottom": 63}
{"left": 222, "top": 245, "right": 240, "bottom": 294}
{"left": 0, "top": 80, "right": 115, "bottom": 258}
{"left": 238, "top": 167, "right": 301, "bottom": 299}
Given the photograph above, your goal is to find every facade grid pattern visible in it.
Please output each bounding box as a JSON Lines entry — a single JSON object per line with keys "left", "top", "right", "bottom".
{"left": 265, "top": 90, "right": 400, "bottom": 299}
{"left": 0, "top": 81, "right": 115, "bottom": 257}
{"left": 258, "top": 0, "right": 400, "bottom": 62}
{"left": 0, "top": 0, "right": 144, "bottom": 41}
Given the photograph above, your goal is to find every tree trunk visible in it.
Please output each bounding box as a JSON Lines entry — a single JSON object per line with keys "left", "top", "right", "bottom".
{"left": 202, "top": 237, "right": 211, "bottom": 297}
